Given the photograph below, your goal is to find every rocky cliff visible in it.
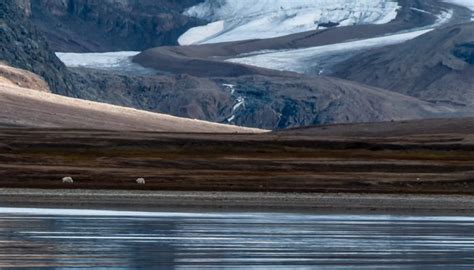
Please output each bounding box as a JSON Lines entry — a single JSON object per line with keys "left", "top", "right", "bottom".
{"left": 0, "top": 0, "right": 73, "bottom": 95}
{"left": 69, "top": 68, "right": 454, "bottom": 130}
{"left": 28, "top": 0, "right": 204, "bottom": 52}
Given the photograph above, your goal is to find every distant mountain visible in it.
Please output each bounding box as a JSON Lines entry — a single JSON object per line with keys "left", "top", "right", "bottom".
{"left": 69, "top": 68, "right": 456, "bottom": 130}
{"left": 333, "top": 22, "right": 474, "bottom": 108}
{"left": 3, "top": 0, "right": 473, "bottom": 131}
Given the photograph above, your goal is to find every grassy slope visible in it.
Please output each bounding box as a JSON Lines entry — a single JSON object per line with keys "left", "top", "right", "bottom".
{"left": 0, "top": 81, "right": 263, "bottom": 133}
{"left": 0, "top": 121, "right": 472, "bottom": 194}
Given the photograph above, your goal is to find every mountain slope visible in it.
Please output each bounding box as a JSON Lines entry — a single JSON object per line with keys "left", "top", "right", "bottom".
{"left": 68, "top": 66, "right": 462, "bottom": 130}
{"left": 332, "top": 22, "right": 474, "bottom": 108}
{"left": 0, "top": 65, "right": 49, "bottom": 92}
{"left": 219, "top": 75, "right": 458, "bottom": 129}
{"left": 0, "top": 0, "right": 74, "bottom": 95}
{"left": 0, "top": 69, "right": 262, "bottom": 133}
{"left": 28, "top": 0, "right": 205, "bottom": 52}
{"left": 280, "top": 117, "right": 474, "bottom": 137}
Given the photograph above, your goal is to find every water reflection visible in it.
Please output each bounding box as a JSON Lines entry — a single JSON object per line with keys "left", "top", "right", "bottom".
{"left": 0, "top": 208, "right": 473, "bottom": 269}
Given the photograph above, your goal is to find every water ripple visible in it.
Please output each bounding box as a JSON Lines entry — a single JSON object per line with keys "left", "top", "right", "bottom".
{"left": 0, "top": 208, "right": 473, "bottom": 269}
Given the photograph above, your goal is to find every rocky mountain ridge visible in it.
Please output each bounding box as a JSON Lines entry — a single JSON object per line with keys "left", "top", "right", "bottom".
{"left": 333, "top": 22, "right": 474, "bottom": 107}
{"left": 27, "top": 0, "right": 205, "bottom": 52}
{"left": 69, "top": 68, "right": 456, "bottom": 130}
{"left": 1, "top": 0, "right": 73, "bottom": 95}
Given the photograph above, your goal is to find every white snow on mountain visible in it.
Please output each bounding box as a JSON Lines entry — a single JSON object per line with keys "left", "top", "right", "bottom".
{"left": 178, "top": 21, "right": 225, "bottom": 46}
{"left": 178, "top": 0, "right": 400, "bottom": 45}
{"left": 222, "top": 84, "right": 246, "bottom": 123}
{"left": 56, "top": 51, "right": 139, "bottom": 68}
{"left": 443, "top": 0, "right": 474, "bottom": 20}
{"left": 443, "top": 0, "right": 474, "bottom": 11}
{"left": 226, "top": 10, "right": 453, "bottom": 74}
{"left": 227, "top": 29, "right": 431, "bottom": 73}
{"left": 55, "top": 52, "right": 155, "bottom": 75}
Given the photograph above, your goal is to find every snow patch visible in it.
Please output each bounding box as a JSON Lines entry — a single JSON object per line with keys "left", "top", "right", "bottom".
{"left": 222, "top": 83, "right": 236, "bottom": 95}
{"left": 179, "top": 0, "right": 400, "bottom": 45}
{"left": 233, "top": 96, "right": 246, "bottom": 112}
{"left": 228, "top": 96, "right": 246, "bottom": 123}
{"left": 410, "top": 8, "right": 432, "bottom": 15}
{"left": 227, "top": 115, "right": 236, "bottom": 122}
{"left": 55, "top": 51, "right": 155, "bottom": 75}
{"left": 222, "top": 84, "right": 246, "bottom": 123}
{"left": 178, "top": 21, "right": 225, "bottom": 45}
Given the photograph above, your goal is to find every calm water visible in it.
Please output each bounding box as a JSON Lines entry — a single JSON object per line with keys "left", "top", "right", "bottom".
{"left": 0, "top": 208, "right": 473, "bottom": 269}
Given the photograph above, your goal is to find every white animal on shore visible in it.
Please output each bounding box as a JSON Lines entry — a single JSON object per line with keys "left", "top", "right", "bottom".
{"left": 62, "top": 177, "right": 74, "bottom": 184}
{"left": 136, "top": 178, "right": 146, "bottom": 185}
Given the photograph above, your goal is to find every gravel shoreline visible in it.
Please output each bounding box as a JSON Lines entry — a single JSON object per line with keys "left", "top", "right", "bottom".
{"left": 0, "top": 188, "right": 473, "bottom": 215}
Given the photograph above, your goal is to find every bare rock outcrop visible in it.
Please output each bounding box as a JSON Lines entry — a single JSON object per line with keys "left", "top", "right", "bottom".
{"left": 0, "top": 0, "right": 74, "bottom": 95}
{"left": 28, "top": 0, "right": 205, "bottom": 52}
{"left": 332, "top": 22, "right": 474, "bottom": 108}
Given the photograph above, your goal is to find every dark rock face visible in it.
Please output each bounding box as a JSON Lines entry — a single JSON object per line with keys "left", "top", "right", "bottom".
{"left": 70, "top": 69, "right": 235, "bottom": 123}
{"left": 29, "top": 0, "right": 205, "bottom": 52}
{"left": 0, "top": 0, "right": 73, "bottom": 95}
{"left": 218, "top": 76, "right": 454, "bottom": 129}
{"left": 69, "top": 68, "right": 451, "bottom": 130}
{"left": 453, "top": 42, "right": 474, "bottom": 65}
{"left": 332, "top": 22, "right": 474, "bottom": 107}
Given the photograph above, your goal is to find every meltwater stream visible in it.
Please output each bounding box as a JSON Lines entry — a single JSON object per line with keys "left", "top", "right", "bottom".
{"left": 0, "top": 208, "right": 473, "bottom": 269}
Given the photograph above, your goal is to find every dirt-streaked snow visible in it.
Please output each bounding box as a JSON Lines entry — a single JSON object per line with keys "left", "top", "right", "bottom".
{"left": 226, "top": 10, "right": 453, "bottom": 74}
{"left": 55, "top": 52, "right": 155, "bottom": 75}
{"left": 179, "top": 0, "right": 400, "bottom": 45}
{"left": 443, "top": 0, "right": 474, "bottom": 12}
{"left": 227, "top": 29, "right": 433, "bottom": 73}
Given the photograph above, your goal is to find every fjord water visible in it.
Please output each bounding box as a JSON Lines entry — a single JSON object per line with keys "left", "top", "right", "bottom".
{"left": 0, "top": 208, "right": 473, "bottom": 269}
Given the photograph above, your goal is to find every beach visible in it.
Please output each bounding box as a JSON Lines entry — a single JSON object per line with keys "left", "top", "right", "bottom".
{"left": 1, "top": 189, "right": 474, "bottom": 215}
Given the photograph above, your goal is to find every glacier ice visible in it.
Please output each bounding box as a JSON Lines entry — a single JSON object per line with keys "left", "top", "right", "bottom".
{"left": 227, "top": 29, "right": 433, "bottom": 74}
{"left": 55, "top": 51, "right": 155, "bottom": 75}
{"left": 443, "top": 0, "right": 474, "bottom": 20}
{"left": 179, "top": 0, "right": 400, "bottom": 45}
{"left": 56, "top": 51, "right": 140, "bottom": 68}
{"left": 442, "top": 0, "right": 474, "bottom": 11}
{"left": 226, "top": 10, "right": 453, "bottom": 74}
{"left": 178, "top": 21, "right": 225, "bottom": 46}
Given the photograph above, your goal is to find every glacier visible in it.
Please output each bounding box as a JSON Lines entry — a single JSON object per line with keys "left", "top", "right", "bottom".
{"left": 442, "top": 0, "right": 474, "bottom": 11}
{"left": 226, "top": 10, "right": 453, "bottom": 74}
{"left": 443, "top": 0, "right": 474, "bottom": 20}
{"left": 227, "top": 29, "right": 432, "bottom": 74}
{"left": 55, "top": 51, "right": 155, "bottom": 75}
{"left": 178, "top": 0, "right": 400, "bottom": 45}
